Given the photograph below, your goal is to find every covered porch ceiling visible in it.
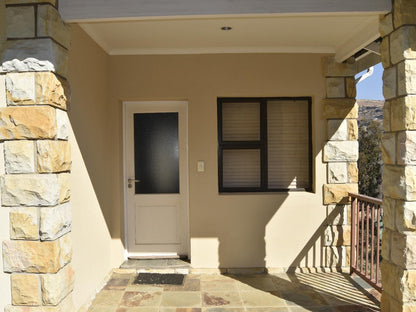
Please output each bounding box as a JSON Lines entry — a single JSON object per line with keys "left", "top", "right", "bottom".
{"left": 77, "top": 13, "right": 383, "bottom": 62}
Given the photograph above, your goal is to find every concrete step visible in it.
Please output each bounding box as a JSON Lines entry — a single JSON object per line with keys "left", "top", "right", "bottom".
{"left": 120, "top": 259, "right": 191, "bottom": 274}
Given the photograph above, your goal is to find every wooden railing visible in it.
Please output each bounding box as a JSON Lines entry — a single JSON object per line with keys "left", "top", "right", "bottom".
{"left": 349, "top": 193, "right": 383, "bottom": 292}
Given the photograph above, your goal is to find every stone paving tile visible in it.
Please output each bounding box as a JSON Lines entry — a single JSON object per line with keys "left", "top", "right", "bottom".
{"left": 87, "top": 272, "right": 380, "bottom": 312}
{"left": 126, "top": 284, "right": 165, "bottom": 292}
{"left": 202, "top": 291, "right": 243, "bottom": 308}
{"left": 164, "top": 278, "right": 201, "bottom": 291}
{"left": 161, "top": 291, "right": 202, "bottom": 307}
{"left": 105, "top": 277, "right": 131, "bottom": 290}
{"left": 278, "top": 289, "right": 329, "bottom": 307}
{"left": 88, "top": 305, "right": 118, "bottom": 312}
{"left": 240, "top": 290, "right": 287, "bottom": 307}
{"left": 160, "top": 308, "right": 202, "bottom": 312}
{"left": 237, "top": 278, "right": 279, "bottom": 292}
{"left": 119, "top": 291, "right": 163, "bottom": 307}
{"left": 116, "top": 308, "right": 159, "bottom": 312}
{"left": 289, "top": 307, "right": 334, "bottom": 312}
{"left": 321, "top": 293, "right": 376, "bottom": 308}
{"left": 203, "top": 308, "right": 246, "bottom": 312}
{"left": 91, "top": 289, "right": 124, "bottom": 306}
{"left": 199, "top": 274, "right": 232, "bottom": 281}
{"left": 246, "top": 308, "right": 290, "bottom": 312}
{"left": 201, "top": 279, "right": 238, "bottom": 292}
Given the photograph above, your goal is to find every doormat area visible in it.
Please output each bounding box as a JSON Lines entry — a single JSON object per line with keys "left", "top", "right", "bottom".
{"left": 133, "top": 273, "right": 185, "bottom": 285}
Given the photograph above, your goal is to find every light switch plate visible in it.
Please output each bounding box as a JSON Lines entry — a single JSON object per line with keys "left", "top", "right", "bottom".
{"left": 197, "top": 160, "right": 205, "bottom": 172}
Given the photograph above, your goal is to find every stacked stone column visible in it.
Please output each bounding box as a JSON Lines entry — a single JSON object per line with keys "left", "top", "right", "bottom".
{"left": 322, "top": 56, "right": 359, "bottom": 270}
{"left": 0, "top": 1, "right": 74, "bottom": 311}
{"left": 379, "top": 0, "right": 416, "bottom": 311}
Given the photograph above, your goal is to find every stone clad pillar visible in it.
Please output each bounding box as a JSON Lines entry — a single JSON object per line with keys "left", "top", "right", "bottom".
{"left": 322, "top": 56, "right": 359, "bottom": 270}
{"left": 0, "top": 0, "right": 74, "bottom": 311}
{"left": 379, "top": 1, "right": 416, "bottom": 311}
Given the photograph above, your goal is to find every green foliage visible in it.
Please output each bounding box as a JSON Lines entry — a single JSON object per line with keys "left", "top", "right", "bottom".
{"left": 358, "top": 120, "right": 382, "bottom": 198}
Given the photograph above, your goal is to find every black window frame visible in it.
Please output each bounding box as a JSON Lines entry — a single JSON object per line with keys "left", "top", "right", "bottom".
{"left": 217, "top": 97, "right": 313, "bottom": 193}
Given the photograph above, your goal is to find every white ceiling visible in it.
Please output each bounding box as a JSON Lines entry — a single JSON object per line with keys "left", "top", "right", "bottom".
{"left": 79, "top": 13, "right": 381, "bottom": 62}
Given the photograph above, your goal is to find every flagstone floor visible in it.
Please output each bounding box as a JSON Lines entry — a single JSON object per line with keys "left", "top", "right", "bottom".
{"left": 87, "top": 271, "right": 380, "bottom": 312}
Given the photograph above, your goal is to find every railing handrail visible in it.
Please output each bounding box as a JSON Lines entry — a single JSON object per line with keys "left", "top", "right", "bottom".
{"left": 349, "top": 192, "right": 382, "bottom": 205}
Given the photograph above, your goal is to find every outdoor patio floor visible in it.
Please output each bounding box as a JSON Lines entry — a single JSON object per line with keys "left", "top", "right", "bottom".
{"left": 87, "top": 271, "right": 380, "bottom": 312}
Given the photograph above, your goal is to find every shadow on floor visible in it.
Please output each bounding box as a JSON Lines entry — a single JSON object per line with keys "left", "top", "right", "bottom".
{"left": 227, "top": 272, "right": 380, "bottom": 312}
{"left": 87, "top": 270, "right": 380, "bottom": 312}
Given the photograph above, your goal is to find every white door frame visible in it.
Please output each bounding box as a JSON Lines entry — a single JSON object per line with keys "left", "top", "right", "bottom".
{"left": 122, "top": 100, "right": 190, "bottom": 258}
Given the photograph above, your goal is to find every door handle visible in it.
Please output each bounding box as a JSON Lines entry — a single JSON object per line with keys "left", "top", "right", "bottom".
{"left": 128, "top": 178, "right": 141, "bottom": 188}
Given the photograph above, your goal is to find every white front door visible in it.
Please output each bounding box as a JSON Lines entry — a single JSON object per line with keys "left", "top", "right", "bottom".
{"left": 124, "top": 101, "right": 189, "bottom": 258}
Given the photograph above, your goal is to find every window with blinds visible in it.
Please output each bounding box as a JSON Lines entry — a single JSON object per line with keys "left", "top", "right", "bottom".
{"left": 218, "top": 97, "right": 312, "bottom": 192}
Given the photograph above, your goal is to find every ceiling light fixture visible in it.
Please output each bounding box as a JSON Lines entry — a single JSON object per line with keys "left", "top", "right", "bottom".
{"left": 221, "top": 26, "right": 232, "bottom": 31}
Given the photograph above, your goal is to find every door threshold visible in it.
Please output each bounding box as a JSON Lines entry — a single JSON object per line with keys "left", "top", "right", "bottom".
{"left": 121, "top": 258, "right": 191, "bottom": 274}
{"left": 128, "top": 255, "right": 180, "bottom": 260}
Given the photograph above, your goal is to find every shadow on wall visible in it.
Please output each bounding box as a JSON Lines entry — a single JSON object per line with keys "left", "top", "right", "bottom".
{"left": 289, "top": 203, "right": 350, "bottom": 270}
{"left": 205, "top": 99, "right": 354, "bottom": 271}
{"left": 66, "top": 32, "right": 354, "bottom": 270}
{"left": 67, "top": 24, "right": 123, "bottom": 245}
{"left": 208, "top": 198, "right": 350, "bottom": 271}
{"left": 216, "top": 195, "right": 289, "bottom": 269}
{"left": 67, "top": 109, "right": 125, "bottom": 249}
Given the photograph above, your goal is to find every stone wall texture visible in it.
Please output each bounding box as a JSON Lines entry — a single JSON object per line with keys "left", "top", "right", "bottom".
{"left": 322, "top": 55, "right": 358, "bottom": 270}
{"left": 0, "top": 0, "right": 73, "bottom": 310}
{"left": 380, "top": 0, "right": 416, "bottom": 311}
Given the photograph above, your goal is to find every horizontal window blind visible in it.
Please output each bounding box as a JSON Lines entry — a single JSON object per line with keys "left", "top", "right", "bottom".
{"left": 218, "top": 97, "right": 311, "bottom": 192}
{"left": 267, "top": 100, "right": 310, "bottom": 189}
{"left": 223, "top": 149, "right": 261, "bottom": 188}
{"left": 222, "top": 102, "right": 260, "bottom": 141}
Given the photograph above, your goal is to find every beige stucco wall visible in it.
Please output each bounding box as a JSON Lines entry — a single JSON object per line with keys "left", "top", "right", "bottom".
{"left": 69, "top": 25, "right": 329, "bottom": 283}
{"left": 68, "top": 25, "right": 124, "bottom": 309}
{"left": 108, "top": 53, "right": 327, "bottom": 269}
